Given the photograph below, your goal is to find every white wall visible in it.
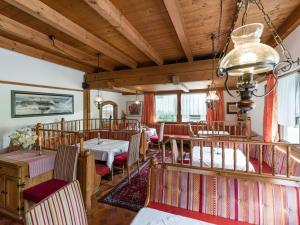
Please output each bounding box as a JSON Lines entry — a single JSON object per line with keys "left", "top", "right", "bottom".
{"left": 0, "top": 48, "right": 85, "bottom": 148}
{"left": 90, "top": 90, "right": 124, "bottom": 118}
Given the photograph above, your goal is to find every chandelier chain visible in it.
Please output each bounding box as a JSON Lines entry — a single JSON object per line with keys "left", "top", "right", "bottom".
{"left": 218, "top": 0, "right": 243, "bottom": 74}
{"left": 253, "top": 0, "right": 292, "bottom": 61}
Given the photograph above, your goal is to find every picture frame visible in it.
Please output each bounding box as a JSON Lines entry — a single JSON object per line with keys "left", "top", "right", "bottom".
{"left": 126, "top": 101, "right": 143, "bottom": 116}
{"left": 11, "top": 90, "right": 74, "bottom": 118}
{"left": 227, "top": 102, "right": 239, "bottom": 114}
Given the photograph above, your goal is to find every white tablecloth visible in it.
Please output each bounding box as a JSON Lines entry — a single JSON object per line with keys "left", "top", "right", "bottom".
{"left": 192, "top": 146, "right": 255, "bottom": 171}
{"left": 83, "top": 138, "right": 129, "bottom": 169}
{"left": 198, "top": 130, "right": 230, "bottom": 135}
{"left": 130, "top": 208, "right": 214, "bottom": 225}
{"left": 145, "top": 128, "right": 157, "bottom": 140}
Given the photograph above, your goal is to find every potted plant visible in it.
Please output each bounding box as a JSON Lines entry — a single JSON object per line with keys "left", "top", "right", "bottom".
{"left": 9, "top": 127, "right": 38, "bottom": 150}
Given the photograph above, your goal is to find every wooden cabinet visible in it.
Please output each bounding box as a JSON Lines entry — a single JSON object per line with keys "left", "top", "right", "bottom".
{"left": 0, "top": 161, "right": 25, "bottom": 219}
{"left": 5, "top": 176, "right": 21, "bottom": 214}
{"left": 0, "top": 174, "right": 5, "bottom": 209}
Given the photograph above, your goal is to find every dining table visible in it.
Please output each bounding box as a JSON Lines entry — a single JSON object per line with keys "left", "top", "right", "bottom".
{"left": 191, "top": 146, "right": 255, "bottom": 171}
{"left": 198, "top": 130, "right": 230, "bottom": 136}
{"left": 82, "top": 138, "right": 129, "bottom": 169}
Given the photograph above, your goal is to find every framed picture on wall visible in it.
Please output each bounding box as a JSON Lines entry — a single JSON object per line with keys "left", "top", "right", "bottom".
{"left": 11, "top": 90, "right": 74, "bottom": 118}
{"left": 126, "top": 101, "right": 143, "bottom": 116}
{"left": 227, "top": 102, "right": 239, "bottom": 114}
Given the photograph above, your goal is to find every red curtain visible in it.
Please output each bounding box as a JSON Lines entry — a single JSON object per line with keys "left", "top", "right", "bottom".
{"left": 207, "top": 90, "right": 225, "bottom": 123}
{"left": 263, "top": 74, "right": 279, "bottom": 142}
{"left": 142, "top": 93, "right": 156, "bottom": 125}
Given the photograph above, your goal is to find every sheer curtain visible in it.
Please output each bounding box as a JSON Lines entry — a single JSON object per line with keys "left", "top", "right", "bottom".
{"left": 278, "top": 73, "right": 299, "bottom": 127}
{"left": 181, "top": 93, "right": 207, "bottom": 122}
{"left": 155, "top": 94, "right": 177, "bottom": 122}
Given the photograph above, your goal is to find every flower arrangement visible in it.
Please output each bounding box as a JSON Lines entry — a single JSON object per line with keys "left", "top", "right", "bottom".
{"left": 9, "top": 127, "right": 38, "bottom": 149}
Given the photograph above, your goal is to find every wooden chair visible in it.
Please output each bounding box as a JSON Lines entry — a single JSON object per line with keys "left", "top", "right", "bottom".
{"left": 113, "top": 133, "right": 141, "bottom": 184}
{"left": 23, "top": 146, "right": 79, "bottom": 210}
{"left": 25, "top": 180, "right": 88, "bottom": 225}
{"left": 149, "top": 123, "right": 165, "bottom": 150}
{"left": 170, "top": 139, "right": 190, "bottom": 164}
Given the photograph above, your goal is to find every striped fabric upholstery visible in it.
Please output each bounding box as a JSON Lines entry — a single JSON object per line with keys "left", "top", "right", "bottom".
{"left": 25, "top": 180, "right": 87, "bottom": 225}
{"left": 128, "top": 133, "right": 141, "bottom": 166}
{"left": 149, "top": 167, "right": 300, "bottom": 225}
{"left": 54, "top": 146, "right": 79, "bottom": 182}
{"left": 158, "top": 123, "right": 165, "bottom": 142}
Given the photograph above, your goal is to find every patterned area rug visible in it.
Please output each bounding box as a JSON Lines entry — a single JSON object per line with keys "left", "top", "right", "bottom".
{"left": 99, "top": 158, "right": 151, "bottom": 211}
{"left": 99, "top": 149, "right": 171, "bottom": 211}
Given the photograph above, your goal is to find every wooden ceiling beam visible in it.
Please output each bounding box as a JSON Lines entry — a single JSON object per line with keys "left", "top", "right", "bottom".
{"left": 84, "top": 0, "right": 163, "bottom": 65}
{"left": 0, "top": 14, "right": 114, "bottom": 71}
{"left": 163, "top": 0, "right": 193, "bottom": 62}
{"left": 3, "top": 0, "right": 137, "bottom": 68}
{"left": 86, "top": 60, "right": 215, "bottom": 89}
{"left": 0, "top": 35, "right": 94, "bottom": 72}
{"left": 268, "top": 4, "right": 300, "bottom": 47}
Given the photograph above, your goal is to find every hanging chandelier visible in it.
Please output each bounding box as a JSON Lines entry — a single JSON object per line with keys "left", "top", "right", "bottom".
{"left": 217, "top": 0, "right": 299, "bottom": 113}
{"left": 94, "top": 89, "right": 103, "bottom": 109}
{"left": 135, "top": 91, "right": 140, "bottom": 105}
{"left": 206, "top": 34, "right": 219, "bottom": 110}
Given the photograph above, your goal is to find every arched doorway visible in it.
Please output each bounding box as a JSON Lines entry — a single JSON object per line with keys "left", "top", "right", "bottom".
{"left": 99, "top": 101, "right": 118, "bottom": 120}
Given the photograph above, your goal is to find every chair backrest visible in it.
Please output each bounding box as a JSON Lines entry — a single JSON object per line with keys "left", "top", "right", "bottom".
{"left": 188, "top": 123, "right": 195, "bottom": 137}
{"left": 54, "top": 146, "right": 79, "bottom": 182}
{"left": 170, "top": 139, "right": 178, "bottom": 163}
{"left": 158, "top": 123, "right": 165, "bottom": 142}
{"left": 128, "top": 133, "right": 141, "bottom": 167}
{"left": 25, "top": 180, "right": 88, "bottom": 225}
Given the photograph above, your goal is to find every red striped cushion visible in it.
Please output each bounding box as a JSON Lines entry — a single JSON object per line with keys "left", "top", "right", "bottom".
{"left": 149, "top": 167, "right": 300, "bottom": 225}
{"left": 25, "top": 180, "right": 87, "bottom": 225}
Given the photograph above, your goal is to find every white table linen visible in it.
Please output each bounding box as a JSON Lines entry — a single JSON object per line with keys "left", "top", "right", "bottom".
{"left": 83, "top": 138, "right": 129, "bottom": 169}
{"left": 198, "top": 130, "right": 230, "bottom": 135}
{"left": 192, "top": 146, "right": 255, "bottom": 171}
{"left": 130, "top": 208, "right": 214, "bottom": 225}
{"left": 145, "top": 128, "right": 157, "bottom": 140}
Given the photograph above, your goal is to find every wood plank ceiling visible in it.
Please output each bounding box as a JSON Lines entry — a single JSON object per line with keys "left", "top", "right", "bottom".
{"left": 0, "top": 0, "right": 299, "bottom": 92}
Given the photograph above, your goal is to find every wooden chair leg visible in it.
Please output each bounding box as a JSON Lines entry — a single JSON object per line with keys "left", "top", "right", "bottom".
{"left": 137, "top": 160, "right": 140, "bottom": 175}
{"left": 127, "top": 166, "right": 131, "bottom": 184}
{"left": 111, "top": 168, "right": 114, "bottom": 181}
{"left": 122, "top": 165, "right": 125, "bottom": 175}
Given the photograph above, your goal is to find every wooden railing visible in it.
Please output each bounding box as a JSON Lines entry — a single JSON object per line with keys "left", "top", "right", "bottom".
{"left": 161, "top": 137, "right": 300, "bottom": 185}
{"left": 42, "top": 117, "right": 141, "bottom": 132}
{"left": 195, "top": 117, "right": 251, "bottom": 138}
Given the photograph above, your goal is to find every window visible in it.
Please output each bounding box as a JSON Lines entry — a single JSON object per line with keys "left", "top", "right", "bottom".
{"left": 100, "top": 101, "right": 118, "bottom": 120}
{"left": 278, "top": 73, "right": 300, "bottom": 143}
{"left": 155, "top": 94, "right": 177, "bottom": 122}
{"left": 181, "top": 93, "right": 207, "bottom": 122}
{"left": 102, "top": 104, "right": 114, "bottom": 119}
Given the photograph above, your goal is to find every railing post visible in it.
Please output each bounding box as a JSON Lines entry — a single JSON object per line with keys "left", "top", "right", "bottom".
{"left": 35, "top": 123, "right": 43, "bottom": 149}
{"left": 109, "top": 115, "right": 112, "bottom": 131}
{"left": 246, "top": 117, "right": 251, "bottom": 139}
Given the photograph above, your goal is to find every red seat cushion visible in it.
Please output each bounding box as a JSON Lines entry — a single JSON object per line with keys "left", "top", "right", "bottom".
{"left": 95, "top": 162, "right": 110, "bottom": 176}
{"left": 150, "top": 135, "right": 158, "bottom": 143}
{"left": 149, "top": 202, "right": 252, "bottom": 225}
{"left": 23, "top": 179, "right": 68, "bottom": 203}
{"left": 113, "top": 152, "right": 128, "bottom": 166}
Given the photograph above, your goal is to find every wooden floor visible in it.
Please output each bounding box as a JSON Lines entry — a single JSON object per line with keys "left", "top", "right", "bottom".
{"left": 0, "top": 169, "right": 138, "bottom": 225}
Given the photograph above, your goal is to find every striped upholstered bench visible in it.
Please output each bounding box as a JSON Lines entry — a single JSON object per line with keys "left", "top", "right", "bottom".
{"left": 146, "top": 166, "right": 300, "bottom": 225}
{"left": 25, "top": 180, "right": 87, "bottom": 225}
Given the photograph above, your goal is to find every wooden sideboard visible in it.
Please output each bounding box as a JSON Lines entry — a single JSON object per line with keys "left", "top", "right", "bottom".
{"left": 0, "top": 158, "right": 53, "bottom": 219}
{"left": 0, "top": 150, "right": 94, "bottom": 220}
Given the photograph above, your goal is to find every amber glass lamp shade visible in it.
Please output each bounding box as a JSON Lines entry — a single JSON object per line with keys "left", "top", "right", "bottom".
{"left": 219, "top": 23, "right": 280, "bottom": 76}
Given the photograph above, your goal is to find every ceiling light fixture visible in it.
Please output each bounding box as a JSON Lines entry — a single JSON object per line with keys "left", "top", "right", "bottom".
{"left": 217, "top": 0, "right": 299, "bottom": 113}
{"left": 135, "top": 91, "right": 140, "bottom": 105}
{"left": 206, "top": 34, "right": 219, "bottom": 110}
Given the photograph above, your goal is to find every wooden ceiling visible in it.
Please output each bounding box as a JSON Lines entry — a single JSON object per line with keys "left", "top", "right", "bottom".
{"left": 0, "top": 0, "right": 299, "bottom": 92}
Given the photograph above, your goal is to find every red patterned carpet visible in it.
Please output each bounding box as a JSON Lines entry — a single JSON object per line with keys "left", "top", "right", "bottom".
{"left": 99, "top": 158, "right": 151, "bottom": 211}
